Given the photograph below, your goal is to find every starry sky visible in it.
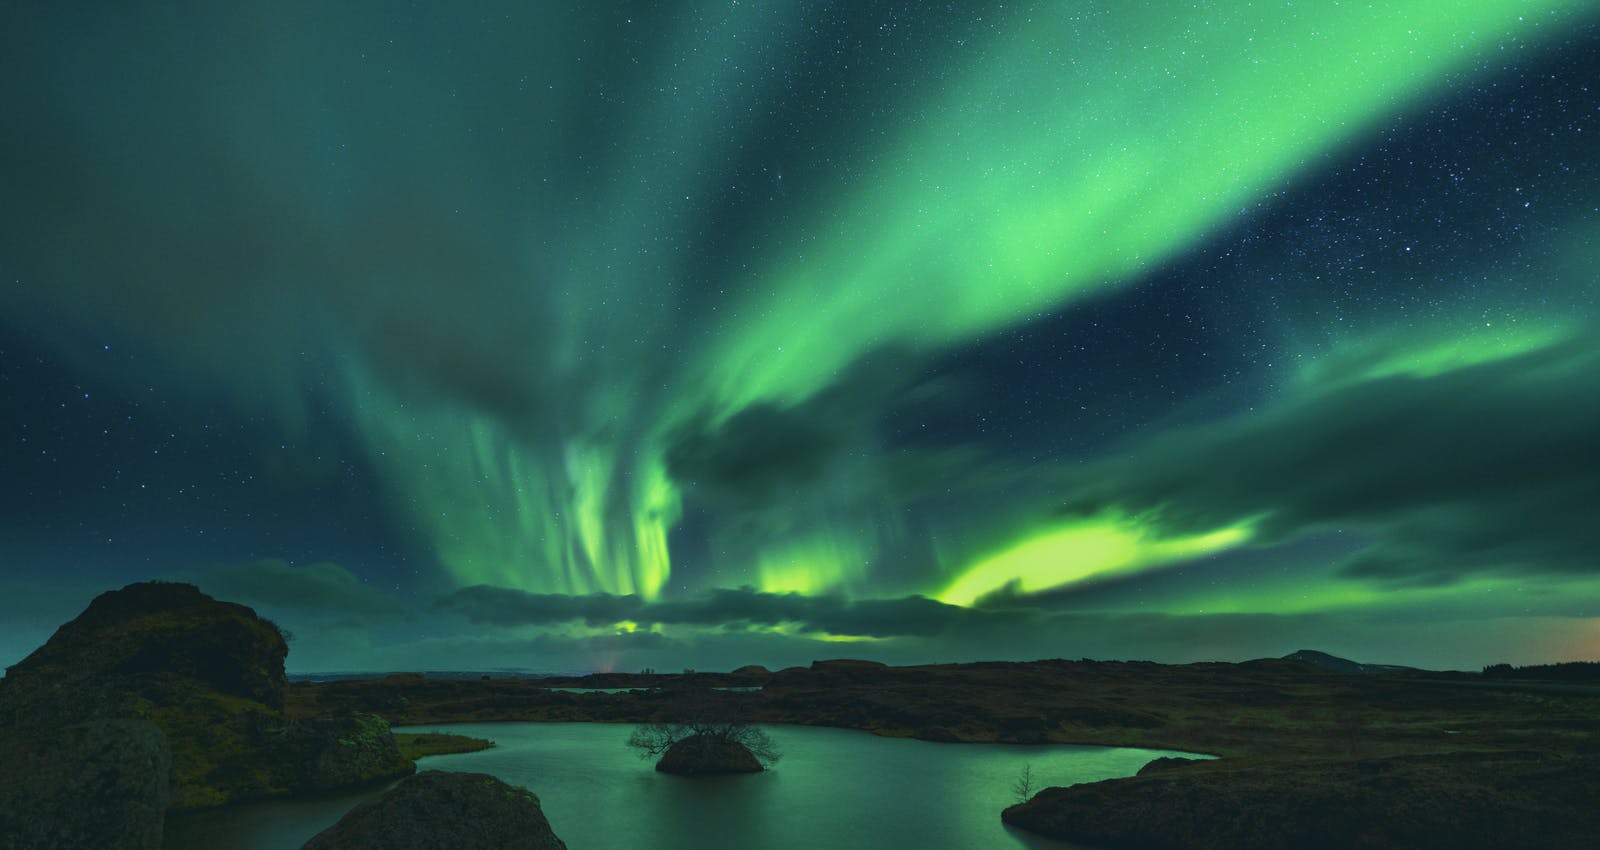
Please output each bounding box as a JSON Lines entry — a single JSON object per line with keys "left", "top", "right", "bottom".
{"left": 3, "top": 1, "right": 1597, "bottom": 673}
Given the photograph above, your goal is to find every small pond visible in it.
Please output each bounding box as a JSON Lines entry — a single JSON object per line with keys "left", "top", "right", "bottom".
{"left": 166, "top": 722, "right": 1204, "bottom": 849}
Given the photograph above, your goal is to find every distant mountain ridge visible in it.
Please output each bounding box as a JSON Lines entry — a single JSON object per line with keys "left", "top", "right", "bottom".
{"left": 288, "top": 670, "right": 569, "bottom": 683}
{"left": 1282, "top": 649, "right": 1418, "bottom": 674}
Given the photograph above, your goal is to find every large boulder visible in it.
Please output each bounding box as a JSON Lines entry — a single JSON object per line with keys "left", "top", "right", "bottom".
{"left": 0, "top": 581, "right": 413, "bottom": 809}
{"left": 0, "top": 719, "right": 171, "bottom": 850}
{"left": 1001, "top": 753, "right": 1600, "bottom": 850}
{"left": 301, "top": 770, "right": 567, "bottom": 850}
{"left": 655, "top": 733, "right": 763, "bottom": 775}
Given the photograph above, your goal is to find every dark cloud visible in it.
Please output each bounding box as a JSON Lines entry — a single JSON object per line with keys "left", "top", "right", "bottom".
{"left": 666, "top": 404, "right": 848, "bottom": 507}
{"left": 524, "top": 629, "right": 677, "bottom": 654}
{"left": 428, "top": 584, "right": 1584, "bottom": 672}
{"left": 436, "top": 586, "right": 642, "bottom": 628}
{"left": 664, "top": 352, "right": 922, "bottom": 510}
{"left": 433, "top": 584, "right": 1313, "bottom": 661}
{"left": 660, "top": 351, "right": 959, "bottom": 592}
{"left": 182, "top": 559, "right": 409, "bottom": 620}
{"left": 1047, "top": 337, "right": 1600, "bottom": 584}
{"left": 436, "top": 585, "right": 1018, "bottom": 639}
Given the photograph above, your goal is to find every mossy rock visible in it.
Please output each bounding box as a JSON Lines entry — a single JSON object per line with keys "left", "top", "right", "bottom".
{"left": 0, "top": 719, "right": 171, "bottom": 849}
{"left": 289, "top": 711, "right": 415, "bottom": 792}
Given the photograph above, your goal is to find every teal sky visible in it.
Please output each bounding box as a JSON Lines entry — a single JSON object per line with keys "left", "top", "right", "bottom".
{"left": 2, "top": 2, "right": 1597, "bottom": 673}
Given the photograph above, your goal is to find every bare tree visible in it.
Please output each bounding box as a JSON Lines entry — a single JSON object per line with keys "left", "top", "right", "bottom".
{"left": 1011, "top": 763, "right": 1036, "bottom": 803}
{"left": 626, "top": 692, "right": 780, "bottom": 768}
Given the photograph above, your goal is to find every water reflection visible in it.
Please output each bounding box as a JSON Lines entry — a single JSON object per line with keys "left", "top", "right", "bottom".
{"left": 166, "top": 723, "right": 1200, "bottom": 850}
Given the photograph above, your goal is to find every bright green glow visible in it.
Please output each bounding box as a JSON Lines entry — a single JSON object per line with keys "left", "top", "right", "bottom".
{"left": 756, "top": 533, "right": 870, "bottom": 596}
{"left": 1156, "top": 572, "right": 1600, "bottom": 618}
{"left": 810, "top": 632, "right": 885, "bottom": 645}
{"left": 760, "top": 623, "right": 885, "bottom": 644}
{"left": 698, "top": 1, "right": 1584, "bottom": 415}
{"left": 326, "top": 5, "right": 812, "bottom": 598}
{"left": 340, "top": 1, "right": 1581, "bottom": 600}
{"left": 938, "top": 515, "right": 1252, "bottom": 607}
{"left": 1298, "top": 318, "right": 1577, "bottom": 387}
{"left": 347, "top": 369, "right": 679, "bottom": 598}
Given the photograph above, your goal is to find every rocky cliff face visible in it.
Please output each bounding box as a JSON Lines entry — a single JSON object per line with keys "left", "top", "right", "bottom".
{"left": 0, "top": 581, "right": 413, "bottom": 811}
{"left": 302, "top": 770, "right": 568, "bottom": 850}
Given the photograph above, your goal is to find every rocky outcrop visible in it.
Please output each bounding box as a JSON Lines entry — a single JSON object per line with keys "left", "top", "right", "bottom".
{"left": 301, "top": 770, "right": 568, "bottom": 850}
{"left": 0, "top": 581, "right": 288, "bottom": 724}
{"left": 287, "top": 710, "right": 414, "bottom": 793}
{"left": 1001, "top": 753, "right": 1600, "bottom": 850}
{"left": 0, "top": 582, "right": 414, "bottom": 810}
{"left": 0, "top": 719, "right": 171, "bottom": 850}
{"left": 655, "top": 733, "right": 763, "bottom": 775}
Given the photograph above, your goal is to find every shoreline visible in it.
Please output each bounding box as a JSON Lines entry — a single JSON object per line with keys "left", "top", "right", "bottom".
{"left": 290, "top": 657, "right": 1598, "bottom": 848}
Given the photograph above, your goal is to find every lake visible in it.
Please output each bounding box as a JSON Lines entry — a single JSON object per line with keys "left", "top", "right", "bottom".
{"left": 166, "top": 723, "right": 1201, "bottom": 850}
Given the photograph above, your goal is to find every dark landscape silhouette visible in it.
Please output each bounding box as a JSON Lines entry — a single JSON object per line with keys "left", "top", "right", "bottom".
{"left": 1, "top": 582, "right": 1597, "bottom": 849}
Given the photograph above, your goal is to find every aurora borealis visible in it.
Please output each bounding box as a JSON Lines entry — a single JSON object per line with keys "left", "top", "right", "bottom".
{"left": 3, "top": 1, "right": 1597, "bottom": 672}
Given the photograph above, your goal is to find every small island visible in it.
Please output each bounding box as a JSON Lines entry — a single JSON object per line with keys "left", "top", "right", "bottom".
{"left": 626, "top": 705, "right": 782, "bottom": 776}
{"left": 656, "top": 734, "right": 764, "bottom": 775}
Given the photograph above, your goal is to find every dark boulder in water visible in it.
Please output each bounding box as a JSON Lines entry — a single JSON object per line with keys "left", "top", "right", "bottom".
{"left": 0, "top": 719, "right": 171, "bottom": 850}
{"left": 655, "top": 733, "right": 764, "bottom": 775}
{"left": 301, "top": 770, "right": 568, "bottom": 850}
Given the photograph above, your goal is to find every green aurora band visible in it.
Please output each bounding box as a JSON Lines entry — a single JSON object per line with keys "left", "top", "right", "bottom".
{"left": 339, "top": 0, "right": 1590, "bottom": 603}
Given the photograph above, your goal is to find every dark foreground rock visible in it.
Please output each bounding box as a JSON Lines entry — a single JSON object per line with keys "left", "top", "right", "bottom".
{"left": 0, "top": 719, "right": 171, "bottom": 850}
{"left": 656, "top": 733, "right": 763, "bottom": 775}
{"left": 301, "top": 770, "right": 567, "bottom": 850}
{"left": 0, "top": 582, "right": 413, "bottom": 809}
{"left": 1002, "top": 752, "right": 1600, "bottom": 850}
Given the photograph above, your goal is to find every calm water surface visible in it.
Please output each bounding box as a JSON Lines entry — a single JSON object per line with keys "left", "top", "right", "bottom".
{"left": 166, "top": 723, "right": 1201, "bottom": 850}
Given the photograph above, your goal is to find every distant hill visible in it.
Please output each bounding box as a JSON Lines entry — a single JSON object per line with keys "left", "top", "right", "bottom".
{"left": 1282, "top": 649, "right": 1418, "bottom": 674}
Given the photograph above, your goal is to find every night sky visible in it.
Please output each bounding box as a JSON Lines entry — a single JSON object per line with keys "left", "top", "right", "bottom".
{"left": 3, "top": 2, "right": 1597, "bottom": 673}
